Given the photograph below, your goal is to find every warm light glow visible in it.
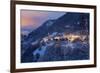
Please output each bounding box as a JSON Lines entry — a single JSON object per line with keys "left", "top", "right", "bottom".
{"left": 67, "top": 34, "right": 80, "bottom": 42}
{"left": 42, "top": 33, "right": 87, "bottom": 43}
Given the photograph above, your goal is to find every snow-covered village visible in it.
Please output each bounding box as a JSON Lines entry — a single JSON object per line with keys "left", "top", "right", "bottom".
{"left": 21, "top": 11, "right": 90, "bottom": 63}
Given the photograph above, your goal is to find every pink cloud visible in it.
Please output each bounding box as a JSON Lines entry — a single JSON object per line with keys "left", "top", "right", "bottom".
{"left": 21, "top": 10, "right": 49, "bottom": 29}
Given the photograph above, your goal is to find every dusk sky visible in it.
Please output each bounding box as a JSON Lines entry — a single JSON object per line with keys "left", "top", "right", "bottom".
{"left": 21, "top": 10, "right": 66, "bottom": 35}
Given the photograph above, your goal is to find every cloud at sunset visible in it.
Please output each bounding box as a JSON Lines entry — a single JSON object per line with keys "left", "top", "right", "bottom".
{"left": 21, "top": 10, "right": 65, "bottom": 35}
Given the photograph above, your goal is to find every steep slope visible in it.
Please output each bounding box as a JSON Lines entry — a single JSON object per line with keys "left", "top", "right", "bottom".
{"left": 21, "top": 12, "right": 89, "bottom": 62}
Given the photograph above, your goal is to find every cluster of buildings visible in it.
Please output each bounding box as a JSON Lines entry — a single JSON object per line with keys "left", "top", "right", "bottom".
{"left": 41, "top": 32, "right": 88, "bottom": 44}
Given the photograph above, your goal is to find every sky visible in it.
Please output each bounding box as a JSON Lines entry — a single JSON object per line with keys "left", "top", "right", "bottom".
{"left": 21, "top": 10, "right": 66, "bottom": 35}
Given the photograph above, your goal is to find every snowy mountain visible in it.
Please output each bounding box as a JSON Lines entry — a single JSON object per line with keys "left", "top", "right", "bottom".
{"left": 21, "top": 12, "right": 89, "bottom": 63}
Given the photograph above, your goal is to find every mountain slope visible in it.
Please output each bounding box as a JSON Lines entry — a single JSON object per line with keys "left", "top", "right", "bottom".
{"left": 21, "top": 12, "right": 89, "bottom": 62}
